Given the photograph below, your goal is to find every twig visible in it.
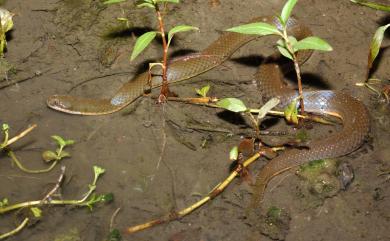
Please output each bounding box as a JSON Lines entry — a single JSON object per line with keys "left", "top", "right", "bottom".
{"left": 110, "top": 208, "right": 121, "bottom": 231}
{"left": 40, "top": 166, "right": 66, "bottom": 203}
{"left": 126, "top": 151, "right": 264, "bottom": 234}
{"left": 2, "top": 124, "right": 37, "bottom": 148}
{"left": 0, "top": 217, "right": 29, "bottom": 240}
{"left": 155, "top": 4, "right": 169, "bottom": 102}
{"left": 0, "top": 70, "right": 48, "bottom": 89}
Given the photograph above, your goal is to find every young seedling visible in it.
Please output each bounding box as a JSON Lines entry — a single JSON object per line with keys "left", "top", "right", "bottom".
{"left": 0, "top": 123, "right": 36, "bottom": 149}
{"left": 195, "top": 84, "right": 210, "bottom": 98}
{"left": 226, "top": 0, "right": 332, "bottom": 116}
{"left": 104, "top": 0, "right": 198, "bottom": 102}
{"left": 352, "top": 1, "right": 390, "bottom": 101}
{"left": 0, "top": 8, "right": 14, "bottom": 57}
{"left": 11, "top": 135, "right": 73, "bottom": 174}
{"left": 1, "top": 126, "right": 74, "bottom": 173}
{"left": 0, "top": 166, "right": 112, "bottom": 239}
{"left": 42, "top": 135, "right": 75, "bottom": 163}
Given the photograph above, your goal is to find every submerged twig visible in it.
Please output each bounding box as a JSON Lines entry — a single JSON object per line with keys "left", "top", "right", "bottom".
{"left": 1, "top": 124, "right": 37, "bottom": 148}
{"left": 0, "top": 217, "right": 29, "bottom": 240}
{"left": 126, "top": 150, "right": 269, "bottom": 234}
{"left": 40, "top": 166, "right": 66, "bottom": 203}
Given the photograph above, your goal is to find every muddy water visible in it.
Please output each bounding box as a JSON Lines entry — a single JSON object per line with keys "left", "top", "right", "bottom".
{"left": 0, "top": 0, "right": 389, "bottom": 240}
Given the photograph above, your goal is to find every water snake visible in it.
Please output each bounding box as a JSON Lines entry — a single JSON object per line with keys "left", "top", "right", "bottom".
{"left": 47, "top": 16, "right": 370, "bottom": 205}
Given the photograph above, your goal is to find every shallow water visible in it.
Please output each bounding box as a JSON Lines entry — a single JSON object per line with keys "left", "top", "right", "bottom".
{"left": 0, "top": 0, "right": 389, "bottom": 240}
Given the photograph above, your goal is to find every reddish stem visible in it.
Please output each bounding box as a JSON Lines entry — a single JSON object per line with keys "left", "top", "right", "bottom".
{"left": 155, "top": 5, "right": 169, "bottom": 103}
{"left": 292, "top": 55, "right": 305, "bottom": 114}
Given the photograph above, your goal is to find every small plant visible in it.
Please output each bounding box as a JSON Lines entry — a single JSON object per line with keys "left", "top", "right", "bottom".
{"left": 0, "top": 8, "right": 14, "bottom": 57}
{"left": 42, "top": 135, "right": 75, "bottom": 163}
{"left": 352, "top": 0, "right": 390, "bottom": 101}
{"left": 0, "top": 166, "right": 112, "bottom": 239}
{"left": 1, "top": 123, "right": 75, "bottom": 173}
{"left": 195, "top": 84, "right": 210, "bottom": 98}
{"left": 226, "top": 0, "right": 332, "bottom": 116}
{"left": 104, "top": 0, "right": 198, "bottom": 102}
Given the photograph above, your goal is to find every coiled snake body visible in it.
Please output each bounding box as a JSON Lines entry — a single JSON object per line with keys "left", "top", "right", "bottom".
{"left": 47, "top": 17, "right": 370, "bottom": 204}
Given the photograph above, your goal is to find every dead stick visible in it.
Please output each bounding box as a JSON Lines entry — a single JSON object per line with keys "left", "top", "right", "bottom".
{"left": 40, "top": 166, "right": 66, "bottom": 203}
{"left": 127, "top": 151, "right": 262, "bottom": 234}
{"left": 3, "top": 124, "right": 37, "bottom": 148}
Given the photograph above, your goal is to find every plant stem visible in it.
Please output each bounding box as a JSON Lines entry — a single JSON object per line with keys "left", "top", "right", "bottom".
{"left": 292, "top": 54, "right": 305, "bottom": 114}
{"left": 0, "top": 217, "right": 29, "bottom": 240}
{"left": 8, "top": 150, "right": 58, "bottom": 174}
{"left": 1, "top": 124, "right": 37, "bottom": 149}
{"left": 127, "top": 151, "right": 264, "bottom": 234}
{"left": 282, "top": 29, "right": 305, "bottom": 114}
{"left": 155, "top": 4, "right": 169, "bottom": 103}
{"left": 0, "top": 198, "right": 91, "bottom": 215}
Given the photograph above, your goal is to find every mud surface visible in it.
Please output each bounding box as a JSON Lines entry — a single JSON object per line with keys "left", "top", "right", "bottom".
{"left": 0, "top": 0, "right": 389, "bottom": 240}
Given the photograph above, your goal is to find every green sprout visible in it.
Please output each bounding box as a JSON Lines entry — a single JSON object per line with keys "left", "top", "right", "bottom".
{"left": 2, "top": 131, "right": 74, "bottom": 173}
{"left": 0, "top": 198, "right": 8, "bottom": 208}
{"left": 195, "top": 84, "right": 210, "bottom": 98}
{"left": 103, "top": 0, "right": 198, "bottom": 101}
{"left": 0, "top": 166, "right": 111, "bottom": 214}
{"left": 0, "top": 8, "right": 14, "bottom": 57}
{"left": 0, "top": 166, "right": 112, "bottom": 239}
{"left": 352, "top": 0, "right": 390, "bottom": 101}
{"left": 229, "top": 146, "right": 239, "bottom": 161}
{"left": 226, "top": 0, "right": 332, "bottom": 116}
{"left": 0, "top": 123, "right": 9, "bottom": 148}
{"left": 42, "top": 135, "right": 75, "bottom": 163}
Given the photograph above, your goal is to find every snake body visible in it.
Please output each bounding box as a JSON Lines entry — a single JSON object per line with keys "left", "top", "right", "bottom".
{"left": 47, "top": 17, "right": 370, "bottom": 204}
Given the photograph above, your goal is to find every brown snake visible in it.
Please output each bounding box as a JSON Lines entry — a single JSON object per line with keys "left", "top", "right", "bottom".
{"left": 47, "top": 16, "right": 370, "bottom": 205}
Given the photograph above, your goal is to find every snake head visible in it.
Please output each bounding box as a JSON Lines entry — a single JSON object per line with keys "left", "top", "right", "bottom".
{"left": 46, "top": 95, "right": 73, "bottom": 112}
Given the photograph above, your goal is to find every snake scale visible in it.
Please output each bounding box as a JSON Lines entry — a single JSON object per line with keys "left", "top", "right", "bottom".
{"left": 47, "top": 16, "right": 370, "bottom": 204}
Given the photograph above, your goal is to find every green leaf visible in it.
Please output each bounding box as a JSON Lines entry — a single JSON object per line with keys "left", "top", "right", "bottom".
{"left": 280, "top": 0, "right": 298, "bottom": 25}
{"left": 59, "top": 151, "right": 71, "bottom": 159}
{"left": 369, "top": 24, "right": 390, "bottom": 69}
{"left": 226, "top": 22, "right": 281, "bottom": 36}
{"left": 51, "top": 135, "right": 66, "bottom": 147}
{"left": 284, "top": 99, "right": 299, "bottom": 124}
{"left": 103, "top": 0, "right": 127, "bottom": 4}
{"left": 93, "top": 165, "right": 106, "bottom": 177}
{"left": 107, "top": 229, "right": 122, "bottom": 241}
{"left": 277, "top": 45, "right": 293, "bottom": 60}
{"left": 229, "top": 146, "right": 239, "bottom": 161}
{"left": 42, "top": 150, "right": 58, "bottom": 162}
{"left": 30, "top": 207, "right": 42, "bottom": 218}
{"left": 101, "top": 193, "right": 114, "bottom": 202}
{"left": 216, "top": 98, "right": 247, "bottom": 113}
{"left": 2, "top": 123, "right": 9, "bottom": 131}
{"left": 195, "top": 85, "right": 210, "bottom": 97}
{"left": 155, "top": 0, "right": 180, "bottom": 3}
{"left": 276, "top": 37, "right": 297, "bottom": 59}
{"left": 65, "top": 139, "right": 75, "bottom": 146}
{"left": 130, "top": 31, "right": 157, "bottom": 61}
{"left": 350, "top": 0, "right": 390, "bottom": 12}
{"left": 257, "top": 97, "right": 280, "bottom": 121}
{"left": 137, "top": 2, "right": 155, "bottom": 8}
{"left": 0, "top": 198, "right": 8, "bottom": 207}
{"left": 167, "top": 25, "right": 199, "bottom": 47}
{"left": 293, "top": 36, "right": 333, "bottom": 52}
